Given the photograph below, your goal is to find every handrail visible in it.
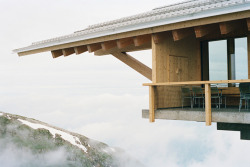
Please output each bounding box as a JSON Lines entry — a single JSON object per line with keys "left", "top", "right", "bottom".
{"left": 143, "top": 79, "right": 250, "bottom": 86}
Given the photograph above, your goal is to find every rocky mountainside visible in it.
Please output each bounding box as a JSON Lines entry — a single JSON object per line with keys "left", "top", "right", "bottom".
{"left": 0, "top": 112, "right": 144, "bottom": 167}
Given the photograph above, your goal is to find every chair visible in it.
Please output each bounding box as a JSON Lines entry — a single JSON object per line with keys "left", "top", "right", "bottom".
{"left": 239, "top": 83, "right": 250, "bottom": 112}
{"left": 181, "top": 87, "right": 193, "bottom": 109}
{"left": 211, "top": 86, "right": 222, "bottom": 109}
{"left": 192, "top": 86, "right": 204, "bottom": 108}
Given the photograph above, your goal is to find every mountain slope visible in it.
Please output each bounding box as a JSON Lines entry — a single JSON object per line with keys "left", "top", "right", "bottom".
{"left": 0, "top": 112, "right": 143, "bottom": 167}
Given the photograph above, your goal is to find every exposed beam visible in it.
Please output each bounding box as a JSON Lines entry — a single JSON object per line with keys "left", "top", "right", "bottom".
{"left": 101, "top": 41, "right": 117, "bottom": 51}
{"left": 152, "top": 33, "right": 164, "bottom": 44}
{"left": 62, "top": 48, "right": 75, "bottom": 57}
{"left": 194, "top": 25, "right": 214, "bottom": 38}
{"left": 51, "top": 50, "right": 63, "bottom": 58}
{"left": 87, "top": 43, "right": 102, "bottom": 53}
{"left": 219, "top": 21, "right": 237, "bottom": 35}
{"left": 247, "top": 18, "right": 250, "bottom": 31}
{"left": 133, "top": 34, "right": 151, "bottom": 46}
{"left": 74, "top": 45, "right": 88, "bottom": 55}
{"left": 172, "top": 28, "right": 193, "bottom": 41}
{"left": 111, "top": 52, "right": 152, "bottom": 81}
{"left": 117, "top": 38, "right": 134, "bottom": 49}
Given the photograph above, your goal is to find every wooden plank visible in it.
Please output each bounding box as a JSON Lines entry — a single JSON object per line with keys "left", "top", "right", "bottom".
{"left": 101, "top": 41, "right": 117, "bottom": 51}
{"left": 74, "top": 45, "right": 88, "bottom": 55}
{"left": 149, "top": 86, "right": 155, "bottom": 122}
{"left": 133, "top": 34, "right": 151, "bottom": 46}
{"left": 246, "top": 18, "right": 250, "bottom": 31}
{"left": 219, "top": 21, "right": 238, "bottom": 35}
{"left": 143, "top": 79, "right": 250, "bottom": 86}
{"left": 172, "top": 28, "right": 193, "bottom": 41}
{"left": 205, "top": 83, "right": 211, "bottom": 126}
{"left": 87, "top": 43, "right": 102, "bottom": 53}
{"left": 18, "top": 10, "right": 250, "bottom": 56}
{"left": 62, "top": 48, "right": 75, "bottom": 57}
{"left": 51, "top": 50, "right": 63, "bottom": 58}
{"left": 112, "top": 52, "right": 152, "bottom": 80}
{"left": 117, "top": 38, "right": 134, "bottom": 49}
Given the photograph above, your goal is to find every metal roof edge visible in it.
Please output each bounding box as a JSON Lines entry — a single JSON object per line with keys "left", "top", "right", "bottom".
{"left": 14, "top": 3, "right": 250, "bottom": 54}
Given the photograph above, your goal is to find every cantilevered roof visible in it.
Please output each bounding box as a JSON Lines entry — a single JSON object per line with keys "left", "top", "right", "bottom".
{"left": 14, "top": 0, "right": 250, "bottom": 55}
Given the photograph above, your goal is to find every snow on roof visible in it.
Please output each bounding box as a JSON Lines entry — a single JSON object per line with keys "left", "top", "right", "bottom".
{"left": 18, "top": 118, "right": 88, "bottom": 153}
{"left": 14, "top": 0, "right": 250, "bottom": 54}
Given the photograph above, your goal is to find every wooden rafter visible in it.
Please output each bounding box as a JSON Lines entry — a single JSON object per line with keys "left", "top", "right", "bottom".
{"left": 194, "top": 25, "right": 213, "bottom": 38}
{"left": 74, "top": 45, "right": 88, "bottom": 55}
{"left": 219, "top": 21, "right": 237, "bottom": 35}
{"left": 152, "top": 33, "right": 165, "bottom": 44}
{"left": 172, "top": 28, "right": 193, "bottom": 41}
{"left": 133, "top": 34, "right": 151, "bottom": 46}
{"left": 117, "top": 38, "right": 134, "bottom": 49}
{"left": 51, "top": 50, "right": 63, "bottom": 58}
{"left": 247, "top": 18, "right": 250, "bottom": 31}
{"left": 112, "top": 52, "right": 152, "bottom": 80}
{"left": 62, "top": 48, "right": 75, "bottom": 57}
{"left": 87, "top": 43, "right": 102, "bottom": 53}
{"left": 101, "top": 41, "right": 117, "bottom": 51}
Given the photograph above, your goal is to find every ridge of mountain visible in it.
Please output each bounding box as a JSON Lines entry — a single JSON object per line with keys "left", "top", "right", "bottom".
{"left": 0, "top": 112, "right": 144, "bottom": 167}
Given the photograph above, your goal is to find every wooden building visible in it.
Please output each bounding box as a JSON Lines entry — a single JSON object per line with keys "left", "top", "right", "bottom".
{"left": 14, "top": 0, "right": 250, "bottom": 139}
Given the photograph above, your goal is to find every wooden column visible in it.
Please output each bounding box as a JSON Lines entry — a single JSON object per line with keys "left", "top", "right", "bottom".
{"left": 149, "top": 86, "right": 155, "bottom": 122}
{"left": 205, "top": 83, "right": 212, "bottom": 126}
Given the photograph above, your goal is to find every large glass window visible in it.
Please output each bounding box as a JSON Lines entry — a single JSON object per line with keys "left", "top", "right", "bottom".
{"left": 235, "top": 37, "right": 247, "bottom": 80}
{"left": 208, "top": 40, "right": 228, "bottom": 81}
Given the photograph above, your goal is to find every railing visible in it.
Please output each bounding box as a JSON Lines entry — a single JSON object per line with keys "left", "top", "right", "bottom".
{"left": 143, "top": 79, "right": 250, "bottom": 125}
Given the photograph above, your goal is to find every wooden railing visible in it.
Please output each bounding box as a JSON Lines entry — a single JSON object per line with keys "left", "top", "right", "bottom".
{"left": 143, "top": 79, "right": 250, "bottom": 125}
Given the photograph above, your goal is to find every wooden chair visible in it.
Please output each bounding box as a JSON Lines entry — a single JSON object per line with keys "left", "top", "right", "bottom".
{"left": 211, "top": 86, "right": 222, "bottom": 109}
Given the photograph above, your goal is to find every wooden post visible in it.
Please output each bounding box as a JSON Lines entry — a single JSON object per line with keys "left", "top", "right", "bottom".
{"left": 205, "top": 83, "right": 211, "bottom": 126}
{"left": 149, "top": 86, "right": 155, "bottom": 122}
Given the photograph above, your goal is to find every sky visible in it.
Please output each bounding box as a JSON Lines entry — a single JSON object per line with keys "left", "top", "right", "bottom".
{"left": 1, "top": 0, "right": 250, "bottom": 166}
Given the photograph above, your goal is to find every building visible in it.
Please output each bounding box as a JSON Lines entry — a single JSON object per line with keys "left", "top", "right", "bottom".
{"left": 14, "top": 0, "right": 250, "bottom": 139}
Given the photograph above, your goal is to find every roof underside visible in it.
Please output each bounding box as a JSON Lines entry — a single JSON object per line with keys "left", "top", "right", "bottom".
{"left": 14, "top": 0, "right": 250, "bottom": 56}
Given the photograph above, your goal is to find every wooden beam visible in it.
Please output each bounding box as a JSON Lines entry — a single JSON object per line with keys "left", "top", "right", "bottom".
{"left": 62, "top": 48, "right": 75, "bottom": 57}
{"left": 112, "top": 52, "right": 152, "bottom": 80}
{"left": 101, "top": 41, "right": 117, "bottom": 51}
{"left": 51, "top": 50, "right": 63, "bottom": 58}
{"left": 219, "top": 21, "right": 237, "bottom": 35}
{"left": 172, "top": 28, "right": 193, "bottom": 41}
{"left": 74, "top": 45, "right": 88, "bottom": 55}
{"left": 87, "top": 43, "right": 102, "bottom": 53}
{"left": 133, "top": 34, "right": 151, "bottom": 46}
{"left": 152, "top": 33, "right": 164, "bottom": 44}
{"left": 117, "top": 38, "right": 134, "bottom": 49}
{"left": 247, "top": 18, "right": 250, "bottom": 31}
{"left": 194, "top": 25, "right": 214, "bottom": 38}
{"left": 205, "top": 83, "right": 211, "bottom": 126}
{"left": 149, "top": 86, "right": 155, "bottom": 123}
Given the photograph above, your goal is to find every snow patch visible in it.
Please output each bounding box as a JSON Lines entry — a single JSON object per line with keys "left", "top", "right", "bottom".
{"left": 17, "top": 119, "right": 88, "bottom": 153}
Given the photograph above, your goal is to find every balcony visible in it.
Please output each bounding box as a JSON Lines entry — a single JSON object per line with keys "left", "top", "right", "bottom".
{"left": 143, "top": 79, "right": 250, "bottom": 125}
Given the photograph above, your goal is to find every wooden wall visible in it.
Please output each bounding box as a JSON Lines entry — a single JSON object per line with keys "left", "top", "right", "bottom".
{"left": 152, "top": 32, "right": 201, "bottom": 108}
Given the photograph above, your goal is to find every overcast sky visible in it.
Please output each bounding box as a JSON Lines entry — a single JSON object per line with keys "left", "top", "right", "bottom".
{"left": 1, "top": 0, "right": 250, "bottom": 166}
